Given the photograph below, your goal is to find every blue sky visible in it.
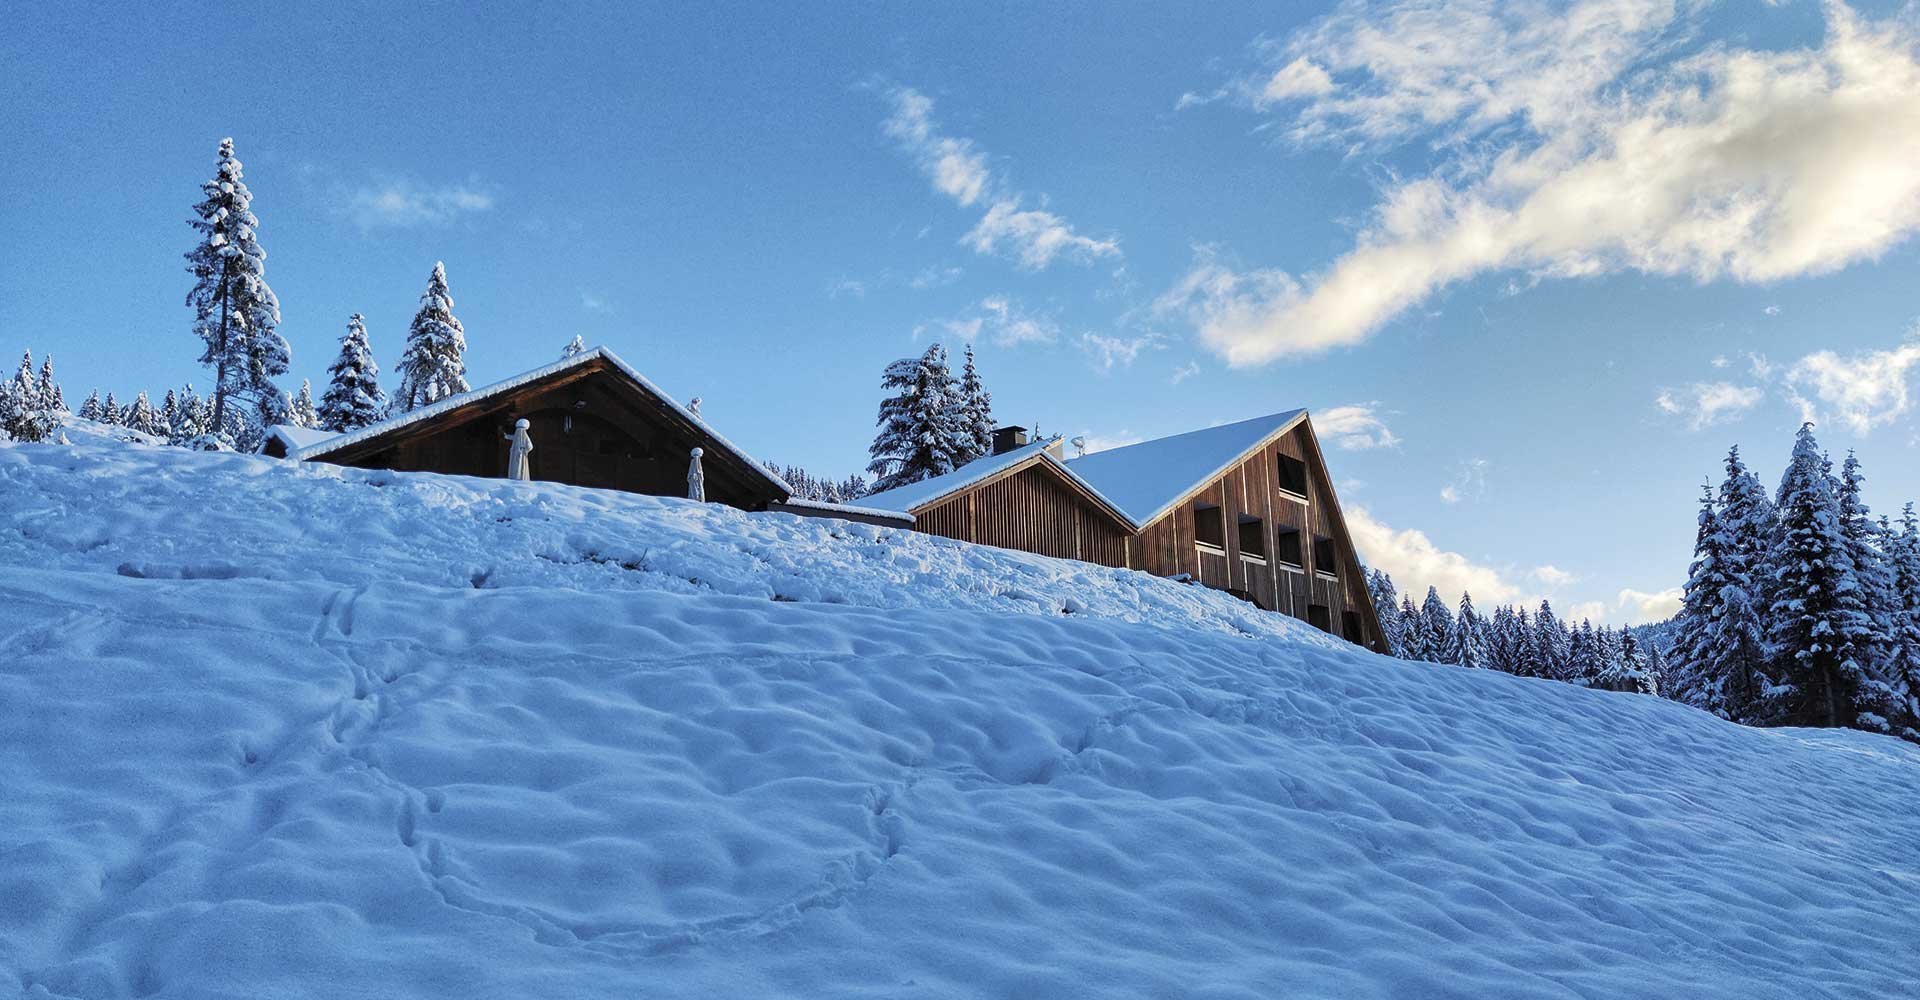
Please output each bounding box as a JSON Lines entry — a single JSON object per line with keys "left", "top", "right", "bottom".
{"left": 5, "top": 1, "right": 1920, "bottom": 623}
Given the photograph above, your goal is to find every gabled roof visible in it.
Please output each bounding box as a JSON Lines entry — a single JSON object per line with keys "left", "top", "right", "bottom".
{"left": 1063, "top": 409, "right": 1307, "bottom": 527}
{"left": 259, "top": 423, "right": 338, "bottom": 454}
{"left": 859, "top": 438, "right": 1135, "bottom": 529}
{"left": 290, "top": 345, "right": 793, "bottom": 498}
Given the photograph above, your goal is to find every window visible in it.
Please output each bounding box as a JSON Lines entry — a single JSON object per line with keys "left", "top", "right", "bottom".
{"left": 1193, "top": 503, "right": 1225, "bottom": 551}
{"left": 1237, "top": 514, "right": 1266, "bottom": 561}
{"left": 1277, "top": 454, "right": 1309, "bottom": 500}
{"left": 1308, "top": 604, "right": 1333, "bottom": 633}
{"left": 1343, "top": 611, "right": 1364, "bottom": 644}
{"left": 1313, "top": 537, "right": 1338, "bottom": 578}
{"left": 1275, "top": 527, "right": 1303, "bottom": 568}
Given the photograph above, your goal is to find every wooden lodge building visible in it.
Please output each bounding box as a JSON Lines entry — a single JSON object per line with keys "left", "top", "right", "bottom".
{"left": 267, "top": 346, "right": 1382, "bottom": 649}
{"left": 857, "top": 414, "right": 1386, "bottom": 651}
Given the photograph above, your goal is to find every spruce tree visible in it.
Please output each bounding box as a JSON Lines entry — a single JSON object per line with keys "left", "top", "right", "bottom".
{"left": 101, "top": 391, "right": 122, "bottom": 426}
{"left": 1485, "top": 604, "right": 1517, "bottom": 673}
{"left": 1885, "top": 505, "right": 1920, "bottom": 739}
{"left": 289, "top": 379, "right": 319, "bottom": 429}
{"left": 1367, "top": 570, "right": 1403, "bottom": 657}
{"left": 161, "top": 390, "right": 180, "bottom": 440}
{"left": 126, "top": 392, "right": 160, "bottom": 437}
{"left": 174, "top": 385, "right": 209, "bottom": 444}
{"left": 318, "top": 314, "right": 388, "bottom": 432}
{"left": 1398, "top": 594, "right": 1423, "bottom": 658}
{"left": 957, "top": 344, "right": 993, "bottom": 464}
{"left": 1835, "top": 452, "right": 1903, "bottom": 730}
{"left": 867, "top": 343, "right": 966, "bottom": 492}
{"left": 1768, "top": 424, "right": 1876, "bottom": 729}
{"left": 185, "top": 137, "right": 287, "bottom": 433}
{"left": 1597, "top": 629, "right": 1659, "bottom": 695}
{"left": 1534, "top": 600, "right": 1569, "bottom": 680}
{"left": 78, "top": 390, "right": 101, "bottom": 422}
{"left": 36, "top": 355, "right": 61, "bottom": 413}
{"left": 1444, "top": 592, "right": 1488, "bottom": 668}
{"left": 392, "top": 262, "right": 469, "bottom": 412}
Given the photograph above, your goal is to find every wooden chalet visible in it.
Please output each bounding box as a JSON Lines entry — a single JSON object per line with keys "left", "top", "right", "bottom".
{"left": 275, "top": 347, "right": 853, "bottom": 517}
{"left": 859, "top": 413, "right": 1386, "bottom": 650}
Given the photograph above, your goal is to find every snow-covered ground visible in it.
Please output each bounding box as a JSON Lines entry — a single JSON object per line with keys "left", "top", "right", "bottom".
{"left": 2, "top": 440, "right": 1916, "bottom": 999}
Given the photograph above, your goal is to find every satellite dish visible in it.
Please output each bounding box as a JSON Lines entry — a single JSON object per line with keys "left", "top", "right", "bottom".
{"left": 1070, "top": 436, "right": 1087, "bottom": 458}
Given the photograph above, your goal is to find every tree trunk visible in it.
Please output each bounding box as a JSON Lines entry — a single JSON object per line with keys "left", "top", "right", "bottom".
{"left": 211, "top": 259, "right": 231, "bottom": 430}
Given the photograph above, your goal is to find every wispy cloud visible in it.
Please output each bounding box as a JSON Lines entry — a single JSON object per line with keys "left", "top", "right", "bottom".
{"left": 1315, "top": 402, "right": 1399, "bottom": 450}
{"left": 882, "top": 86, "right": 1119, "bottom": 270}
{"left": 1654, "top": 381, "right": 1764, "bottom": 431}
{"left": 1170, "top": 360, "right": 1202, "bottom": 384}
{"left": 1438, "top": 457, "right": 1488, "bottom": 505}
{"left": 345, "top": 178, "right": 495, "bottom": 228}
{"left": 580, "top": 290, "right": 612, "bottom": 314}
{"left": 909, "top": 265, "right": 964, "bottom": 289}
{"left": 1168, "top": 2, "right": 1920, "bottom": 364}
{"left": 919, "top": 295, "right": 1059, "bottom": 348}
{"left": 1080, "top": 332, "right": 1166, "bottom": 371}
{"left": 1786, "top": 337, "right": 1920, "bottom": 434}
{"left": 828, "top": 278, "right": 868, "bottom": 300}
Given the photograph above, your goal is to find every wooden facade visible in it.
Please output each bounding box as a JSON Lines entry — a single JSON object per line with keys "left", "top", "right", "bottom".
{"left": 912, "top": 458, "right": 1133, "bottom": 567}
{"left": 866, "top": 414, "right": 1387, "bottom": 651}
{"left": 293, "top": 352, "right": 788, "bottom": 512}
{"left": 1122, "top": 421, "right": 1379, "bottom": 648}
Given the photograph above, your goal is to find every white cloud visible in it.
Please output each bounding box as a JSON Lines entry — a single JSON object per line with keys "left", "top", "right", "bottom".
{"left": 1439, "top": 486, "right": 1461, "bottom": 504}
{"left": 1314, "top": 403, "right": 1400, "bottom": 450}
{"left": 1785, "top": 338, "right": 1920, "bottom": 434}
{"left": 1533, "top": 564, "right": 1575, "bottom": 587}
{"left": 1171, "top": 361, "right": 1202, "bottom": 384}
{"left": 1614, "top": 586, "right": 1684, "bottom": 624}
{"left": 345, "top": 179, "right": 494, "bottom": 228}
{"left": 909, "top": 266, "right": 964, "bottom": 289}
{"left": 1171, "top": 2, "right": 1920, "bottom": 364}
{"left": 1763, "top": 305, "right": 1783, "bottom": 317}
{"left": 1710, "top": 355, "right": 1730, "bottom": 369}
{"left": 1565, "top": 601, "right": 1609, "bottom": 623}
{"left": 1654, "top": 381, "right": 1764, "bottom": 430}
{"left": 1080, "top": 332, "right": 1166, "bottom": 371}
{"left": 1438, "top": 457, "right": 1489, "bottom": 505}
{"left": 1346, "top": 505, "right": 1525, "bottom": 605}
{"left": 1260, "top": 57, "right": 1336, "bottom": 103}
{"left": 921, "top": 296, "right": 1059, "bottom": 348}
{"left": 883, "top": 87, "right": 1118, "bottom": 270}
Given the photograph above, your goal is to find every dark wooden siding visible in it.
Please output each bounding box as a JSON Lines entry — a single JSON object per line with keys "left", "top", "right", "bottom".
{"left": 914, "top": 462, "right": 1130, "bottom": 567}
{"left": 1130, "top": 424, "right": 1383, "bottom": 650}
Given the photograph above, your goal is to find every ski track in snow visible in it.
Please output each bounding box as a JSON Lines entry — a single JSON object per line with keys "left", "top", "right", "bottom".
{"left": 1, "top": 440, "right": 1917, "bottom": 999}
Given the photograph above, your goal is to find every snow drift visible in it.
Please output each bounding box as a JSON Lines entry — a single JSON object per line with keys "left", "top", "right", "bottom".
{"left": 1, "top": 440, "right": 1915, "bottom": 999}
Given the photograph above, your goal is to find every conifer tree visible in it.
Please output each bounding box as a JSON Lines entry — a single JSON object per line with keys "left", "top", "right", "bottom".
{"left": 1768, "top": 424, "right": 1876, "bottom": 729}
{"left": 1512, "top": 606, "right": 1542, "bottom": 677}
{"left": 867, "top": 343, "right": 967, "bottom": 492}
{"left": 161, "top": 390, "right": 180, "bottom": 440}
{"left": 393, "top": 262, "right": 470, "bottom": 412}
{"left": 1485, "top": 603, "right": 1517, "bottom": 673}
{"left": 1534, "top": 600, "right": 1569, "bottom": 680}
{"left": 1597, "top": 629, "right": 1659, "bottom": 695}
{"left": 957, "top": 344, "right": 993, "bottom": 464}
{"left": 1835, "top": 452, "right": 1903, "bottom": 730}
{"left": 78, "top": 390, "right": 101, "bottom": 422}
{"left": 1885, "top": 504, "right": 1920, "bottom": 739}
{"left": 1444, "top": 592, "right": 1488, "bottom": 668}
{"left": 35, "top": 355, "right": 61, "bottom": 413}
{"left": 1398, "top": 594, "right": 1423, "bottom": 659}
{"left": 289, "top": 379, "right": 319, "bottom": 429}
{"left": 1367, "top": 570, "right": 1403, "bottom": 657}
{"left": 173, "top": 385, "right": 209, "bottom": 444}
{"left": 319, "top": 314, "right": 388, "bottom": 432}
{"left": 101, "top": 391, "right": 122, "bottom": 426}
{"left": 122, "top": 392, "right": 154, "bottom": 436}
{"left": 185, "top": 137, "right": 287, "bottom": 432}
{"left": 1415, "top": 586, "right": 1453, "bottom": 662}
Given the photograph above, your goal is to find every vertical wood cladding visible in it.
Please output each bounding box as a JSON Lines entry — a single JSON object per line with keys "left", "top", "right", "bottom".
{"left": 914, "top": 462, "right": 1131, "bottom": 568}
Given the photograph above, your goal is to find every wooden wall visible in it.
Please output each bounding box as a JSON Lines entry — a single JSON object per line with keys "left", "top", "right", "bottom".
{"left": 1128, "top": 424, "right": 1381, "bottom": 649}
{"left": 915, "top": 462, "right": 1131, "bottom": 568}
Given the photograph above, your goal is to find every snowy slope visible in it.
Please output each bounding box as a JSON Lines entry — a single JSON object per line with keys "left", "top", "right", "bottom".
{"left": 2, "top": 440, "right": 1916, "bottom": 1000}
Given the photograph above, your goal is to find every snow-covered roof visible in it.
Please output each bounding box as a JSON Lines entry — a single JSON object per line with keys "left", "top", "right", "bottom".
{"left": 1064, "top": 409, "right": 1308, "bottom": 527}
{"left": 259, "top": 424, "right": 338, "bottom": 454}
{"left": 857, "top": 440, "right": 1059, "bottom": 514}
{"left": 290, "top": 346, "right": 793, "bottom": 497}
{"left": 771, "top": 496, "right": 915, "bottom": 524}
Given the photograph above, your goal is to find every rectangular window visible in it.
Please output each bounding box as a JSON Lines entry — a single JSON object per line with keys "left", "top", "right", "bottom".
{"left": 1193, "top": 503, "right": 1225, "bottom": 551}
{"left": 1308, "top": 604, "right": 1333, "bottom": 632}
{"left": 1277, "top": 454, "right": 1309, "bottom": 501}
{"left": 1237, "top": 514, "right": 1266, "bottom": 560}
{"left": 1313, "top": 536, "right": 1338, "bottom": 578}
{"left": 1275, "top": 527, "right": 1303, "bottom": 568}
{"left": 1343, "top": 610, "right": 1364, "bottom": 644}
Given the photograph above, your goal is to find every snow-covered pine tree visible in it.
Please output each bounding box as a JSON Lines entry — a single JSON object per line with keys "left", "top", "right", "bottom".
{"left": 957, "top": 344, "right": 993, "bottom": 465}
{"left": 1398, "top": 594, "right": 1423, "bottom": 659}
{"left": 1596, "top": 629, "right": 1659, "bottom": 695}
{"left": 185, "top": 137, "right": 288, "bottom": 433}
{"left": 318, "top": 314, "right": 387, "bottom": 432}
{"left": 867, "top": 343, "right": 967, "bottom": 492}
{"left": 840, "top": 473, "right": 869, "bottom": 501}
{"left": 126, "top": 392, "right": 160, "bottom": 437}
{"left": 1418, "top": 586, "right": 1454, "bottom": 662}
{"left": 173, "top": 385, "right": 209, "bottom": 444}
{"left": 1367, "top": 570, "right": 1403, "bottom": 656}
{"left": 1835, "top": 451, "right": 1903, "bottom": 731}
{"left": 1484, "top": 603, "right": 1516, "bottom": 673}
{"left": 101, "top": 391, "right": 122, "bottom": 426}
{"left": 78, "top": 390, "right": 101, "bottom": 422}
{"left": 393, "top": 262, "right": 470, "bottom": 412}
{"left": 1511, "top": 606, "right": 1543, "bottom": 677}
{"left": 1566, "top": 619, "right": 1605, "bottom": 685}
{"left": 35, "top": 355, "right": 62, "bottom": 413}
{"left": 1536, "top": 598, "right": 1566, "bottom": 679}
{"left": 562, "top": 334, "right": 587, "bottom": 359}
{"left": 287, "top": 379, "right": 319, "bottom": 429}
{"left": 1768, "top": 424, "right": 1877, "bottom": 729}
{"left": 1444, "top": 592, "right": 1488, "bottom": 668}
{"left": 1885, "top": 504, "right": 1920, "bottom": 740}
{"left": 161, "top": 390, "right": 180, "bottom": 440}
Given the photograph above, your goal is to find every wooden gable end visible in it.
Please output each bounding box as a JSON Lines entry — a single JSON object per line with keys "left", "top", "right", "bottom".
{"left": 913, "top": 459, "right": 1132, "bottom": 568}
{"left": 1129, "top": 417, "right": 1386, "bottom": 650}
{"left": 307, "top": 358, "right": 784, "bottom": 511}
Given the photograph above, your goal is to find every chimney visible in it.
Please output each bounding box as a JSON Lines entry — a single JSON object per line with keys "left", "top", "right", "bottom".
{"left": 991, "top": 425, "right": 1029, "bottom": 455}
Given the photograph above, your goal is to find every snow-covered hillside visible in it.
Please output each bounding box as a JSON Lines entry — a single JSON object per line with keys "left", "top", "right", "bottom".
{"left": 3, "top": 441, "right": 1916, "bottom": 999}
